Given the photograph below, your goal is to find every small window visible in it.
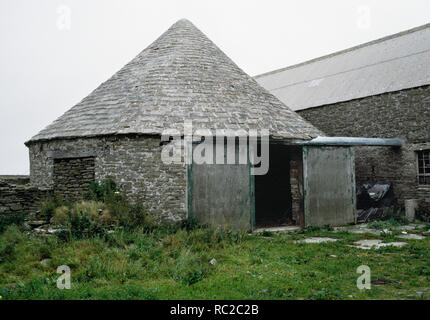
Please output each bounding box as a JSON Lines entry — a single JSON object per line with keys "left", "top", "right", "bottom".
{"left": 417, "top": 150, "right": 430, "bottom": 185}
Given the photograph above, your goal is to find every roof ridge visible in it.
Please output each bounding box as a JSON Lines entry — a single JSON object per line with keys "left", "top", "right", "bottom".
{"left": 254, "top": 22, "right": 430, "bottom": 79}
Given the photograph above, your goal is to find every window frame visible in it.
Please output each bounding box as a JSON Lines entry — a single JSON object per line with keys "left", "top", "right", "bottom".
{"left": 417, "top": 149, "right": 430, "bottom": 185}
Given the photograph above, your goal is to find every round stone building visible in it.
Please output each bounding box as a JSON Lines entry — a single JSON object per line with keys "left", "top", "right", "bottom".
{"left": 25, "top": 19, "right": 324, "bottom": 225}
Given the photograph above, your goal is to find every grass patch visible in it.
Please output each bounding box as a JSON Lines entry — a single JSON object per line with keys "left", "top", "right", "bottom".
{"left": 368, "top": 218, "right": 405, "bottom": 230}
{"left": 0, "top": 212, "right": 26, "bottom": 233}
{"left": 1, "top": 180, "right": 428, "bottom": 300}
{"left": 0, "top": 222, "right": 429, "bottom": 300}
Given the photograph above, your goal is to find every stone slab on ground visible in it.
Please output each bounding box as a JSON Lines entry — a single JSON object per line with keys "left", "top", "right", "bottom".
{"left": 253, "top": 226, "right": 301, "bottom": 234}
{"left": 348, "top": 228, "right": 384, "bottom": 235}
{"left": 335, "top": 223, "right": 427, "bottom": 236}
{"left": 392, "top": 224, "right": 426, "bottom": 231}
{"left": 335, "top": 223, "right": 376, "bottom": 233}
{"left": 40, "top": 258, "right": 51, "bottom": 267}
{"left": 335, "top": 225, "right": 389, "bottom": 235}
{"left": 295, "top": 237, "right": 339, "bottom": 244}
{"left": 396, "top": 233, "right": 426, "bottom": 240}
{"left": 28, "top": 220, "right": 49, "bottom": 227}
{"left": 349, "top": 239, "right": 407, "bottom": 250}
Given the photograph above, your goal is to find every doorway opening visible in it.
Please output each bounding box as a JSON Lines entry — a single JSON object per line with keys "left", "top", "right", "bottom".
{"left": 254, "top": 144, "right": 301, "bottom": 228}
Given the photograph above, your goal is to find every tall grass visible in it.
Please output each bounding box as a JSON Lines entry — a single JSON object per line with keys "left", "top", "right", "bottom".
{"left": 1, "top": 179, "right": 429, "bottom": 299}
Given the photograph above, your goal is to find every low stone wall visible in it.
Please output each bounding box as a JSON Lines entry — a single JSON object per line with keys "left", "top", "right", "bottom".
{"left": 0, "top": 176, "right": 51, "bottom": 216}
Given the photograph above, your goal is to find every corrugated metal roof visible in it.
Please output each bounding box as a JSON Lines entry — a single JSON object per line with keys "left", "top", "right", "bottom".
{"left": 255, "top": 23, "right": 430, "bottom": 111}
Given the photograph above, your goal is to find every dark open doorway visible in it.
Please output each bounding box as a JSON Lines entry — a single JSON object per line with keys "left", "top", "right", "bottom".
{"left": 254, "top": 143, "right": 294, "bottom": 227}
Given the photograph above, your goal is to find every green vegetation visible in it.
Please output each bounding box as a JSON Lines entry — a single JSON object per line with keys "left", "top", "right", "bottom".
{"left": 1, "top": 221, "right": 429, "bottom": 299}
{"left": 41, "top": 180, "right": 153, "bottom": 240}
{"left": 0, "top": 212, "right": 26, "bottom": 233}
{"left": 0, "top": 180, "right": 429, "bottom": 300}
{"left": 416, "top": 201, "right": 430, "bottom": 223}
{"left": 368, "top": 218, "right": 404, "bottom": 230}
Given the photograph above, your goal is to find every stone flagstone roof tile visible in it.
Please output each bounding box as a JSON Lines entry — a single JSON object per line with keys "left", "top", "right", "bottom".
{"left": 28, "top": 19, "right": 323, "bottom": 144}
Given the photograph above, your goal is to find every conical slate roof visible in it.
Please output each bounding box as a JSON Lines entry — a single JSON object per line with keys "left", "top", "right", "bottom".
{"left": 28, "top": 19, "right": 322, "bottom": 143}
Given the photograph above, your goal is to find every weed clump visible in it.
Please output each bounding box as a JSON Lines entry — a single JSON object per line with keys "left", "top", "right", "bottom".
{"left": 85, "top": 179, "right": 120, "bottom": 203}
{"left": 416, "top": 201, "right": 430, "bottom": 223}
{"left": 43, "top": 179, "right": 153, "bottom": 240}
{"left": 0, "top": 212, "right": 26, "bottom": 233}
{"left": 172, "top": 249, "right": 208, "bottom": 286}
{"left": 40, "top": 193, "right": 70, "bottom": 220}
{"left": 368, "top": 217, "right": 404, "bottom": 230}
{"left": 0, "top": 225, "right": 25, "bottom": 262}
{"left": 383, "top": 207, "right": 409, "bottom": 224}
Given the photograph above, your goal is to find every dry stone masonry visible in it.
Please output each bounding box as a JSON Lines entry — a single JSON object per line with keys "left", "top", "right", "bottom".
{"left": 28, "top": 136, "right": 187, "bottom": 222}
{"left": 0, "top": 176, "right": 50, "bottom": 216}
{"left": 298, "top": 85, "right": 430, "bottom": 204}
{"left": 53, "top": 157, "right": 95, "bottom": 201}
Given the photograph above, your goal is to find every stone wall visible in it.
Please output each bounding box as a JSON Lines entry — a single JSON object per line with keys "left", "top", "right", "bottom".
{"left": 53, "top": 157, "right": 95, "bottom": 201}
{"left": 0, "top": 176, "right": 51, "bottom": 216}
{"left": 290, "top": 158, "right": 304, "bottom": 226}
{"left": 353, "top": 143, "right": 430, "bottom": 202}
{"left": 298, "top": 85, "right": 430, "bottom": 204}
{"left": 27, "top": 135, "right": 187, "bottom": 222}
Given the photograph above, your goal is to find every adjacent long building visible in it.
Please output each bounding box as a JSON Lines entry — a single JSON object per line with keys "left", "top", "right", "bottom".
{"left": 255, "top": 23, "right": 430, "bottom": 206}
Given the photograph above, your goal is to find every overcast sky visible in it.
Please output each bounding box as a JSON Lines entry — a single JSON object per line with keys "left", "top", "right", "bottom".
{"left": 1, "top": 0, "right": 430, "bottom": 174}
